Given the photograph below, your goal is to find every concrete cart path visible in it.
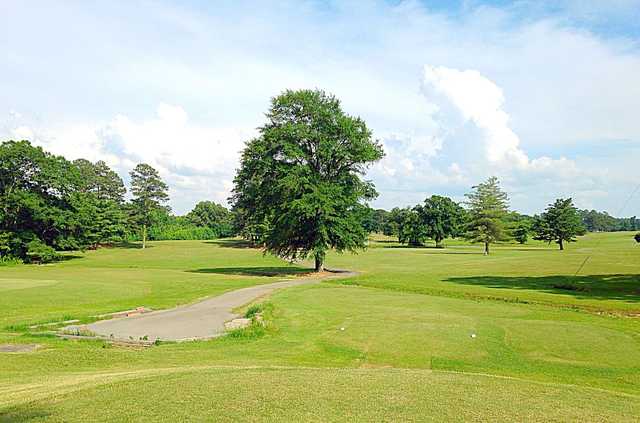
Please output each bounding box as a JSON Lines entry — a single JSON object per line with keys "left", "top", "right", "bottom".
{"left": 80, "top": 270, "right": 356, "bottom": 342}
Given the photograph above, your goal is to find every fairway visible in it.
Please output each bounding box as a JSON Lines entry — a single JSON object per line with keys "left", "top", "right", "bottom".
{"left": 1, "top": 232, "right": 639, "bottom": 421}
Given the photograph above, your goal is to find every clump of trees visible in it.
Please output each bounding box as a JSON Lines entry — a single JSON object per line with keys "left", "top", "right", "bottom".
{"left": 579, "top": 209, "right": 639, "bottom": 232}
{"left": 380, "top": 196, "right": 466, "bottom": 248}
{"left": 230, "top": 89, "right": 384, "bottom": 271}
{"left": 0, "top": 140, "right": 127, "bottom": 263}
{"left": 0, "top": 140, "right": 237, "bottom": 263}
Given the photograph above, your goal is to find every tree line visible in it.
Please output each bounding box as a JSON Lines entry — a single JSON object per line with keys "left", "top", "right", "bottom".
{"left": 359, "top": 178, "right": 588, "bottom": 253}
{"left": 2, "top": 89, "right": 637, "bottom": 267}
{"left": 0, "top": 140, "right": 234, "bottom": 263}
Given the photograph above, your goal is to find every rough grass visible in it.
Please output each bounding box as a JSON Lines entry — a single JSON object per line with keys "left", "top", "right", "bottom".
{"left": 0, "top": 233, "right": 639, "bottom": 421}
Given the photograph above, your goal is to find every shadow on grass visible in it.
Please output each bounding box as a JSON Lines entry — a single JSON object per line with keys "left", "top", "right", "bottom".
{"left": 204, "top": 239, "right": 258, "bottom": 249}
{"left": 444, "top": 274, "right": 640, "bottom": 303}
{"left": 108, "top": 242, "right": 148, "bottom": 249}
{"left": 188, "top": 266, "right": 312, "bottom": 277}
{"left": 382, "top": 244, "right": 443, "bottom": 249}
{"left": 0, "top": 407, "right": 51, "bottom": 422}
{"left": 56, "top": 254, "right": 84, "bottom": 261}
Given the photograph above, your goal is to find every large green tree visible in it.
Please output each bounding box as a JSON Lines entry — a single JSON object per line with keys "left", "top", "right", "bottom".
{"left": 129, "top": 163, "right": 169, "bottom": 249}
{"left": 533, "top": 198, "right": 585, "bottom": 250}
{"left": 464, "top": 176, "right": 510, "bottom": 255}
{"left": 421, "top": 195, "right": 465, "bottom": 248}
{"left": 230, "top": 89, "right": 384, "bottom": 271}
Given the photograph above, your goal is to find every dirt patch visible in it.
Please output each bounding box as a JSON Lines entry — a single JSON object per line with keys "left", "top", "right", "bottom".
{"left": 0, "top": 343, "right": 40, "bottom": 353}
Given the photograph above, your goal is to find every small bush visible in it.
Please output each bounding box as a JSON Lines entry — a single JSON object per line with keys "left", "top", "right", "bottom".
{"left": 634, "top": 233, "right": 640, "bottom": 243}
{"left": 25, "top": 240, "right": 60, "bottom": 264}
{"left": 245, "top": 304, "right": 263, "bottom": 318}
{"left": 227, "top": 320, "right": 266, "bottom": 339}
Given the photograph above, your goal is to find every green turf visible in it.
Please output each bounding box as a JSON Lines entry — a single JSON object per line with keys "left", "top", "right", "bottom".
{"left": 1, "top": 233, "right": 639, "bottom": 421}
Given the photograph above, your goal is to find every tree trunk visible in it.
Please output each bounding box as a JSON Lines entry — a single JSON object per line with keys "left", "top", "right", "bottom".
{"left": 435, "top": 237, "right": 444, "bottom": 248}
{"left": 314, "top": 254, "right": 324, "bottom": 272}
{"left": 142, "top": 224, "right": 147, "bottom": 249}
{"left": 484, "top": 242, "right": 489, "bottom": 255}
{"left": 559, "top": 239, "right": 564, "bottom": 251}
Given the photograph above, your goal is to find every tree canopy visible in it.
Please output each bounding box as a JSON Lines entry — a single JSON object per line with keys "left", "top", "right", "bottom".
{"left": 230, "top": 89, "right": 384, "bottom": 271}
{"left": 464, "top": 176, "right": 510, "bottom": 255}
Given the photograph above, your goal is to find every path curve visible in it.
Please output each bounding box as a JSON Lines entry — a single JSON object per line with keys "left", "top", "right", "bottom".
{"left": 74, "top": 269, "right": 356, "bottom": 342}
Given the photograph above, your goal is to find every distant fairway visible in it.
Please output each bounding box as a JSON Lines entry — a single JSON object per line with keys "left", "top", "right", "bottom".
{"left": 1, "top": 232, "right": 639, "bottom": 421}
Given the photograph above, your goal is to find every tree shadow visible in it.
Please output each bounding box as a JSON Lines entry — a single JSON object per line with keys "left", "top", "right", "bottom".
{"left": 188, "top": 266, "right": 312, "bottom": 277}
{"left": 382, "top": 244, "right": 442, "bottom": 249}
{"left": 0, "top": 407, "right": 51, "bottom": 422}
{"left": 204, "top": 239, "right": 259, "bottom": 249}
{"left": 444, "top": 274, "right": 640, "bottom": 303}
{"left": 108, "top": 242, "right": 147, "bottom": 249}
{"left": 56, "top": 254, "right": 84, "bottom": 262}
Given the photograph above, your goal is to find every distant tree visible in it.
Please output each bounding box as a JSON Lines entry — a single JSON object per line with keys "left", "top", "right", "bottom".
{"left": 504, "top": 211, "right": 533, "bottom": 244}
{"left": 398, "top": 206, "right": 427, "bottom": 246}
{"left": 533, "top": 198, "right": 586, "bottom": 250}
{"left": 421, "top": 195, "right": 465, "bottom": 248}
{"left": 635, "top": 232, "right": 640, "bottom": 243}
{"left": 74, "top": 159, "right": 126, "bottom": 203}
{"left": 464, "top": 176, "right": 510, "bottom": 255}
{"left": 230, "top": 89, "right": 384, "bottom": 271}
{"left": 382, "top": 207, "right": 403, "bottom": 237}
{"left": 129, "top": 163, "right": 169, "bottom": 249}
{"left": 187, "top": 201, "right": 234, "bottom": 238}
{"left": 512, "top": 223, "right": 529, "bottom": 244}
{"left": 72, "top": 159, "right": 127, "bottom": 248}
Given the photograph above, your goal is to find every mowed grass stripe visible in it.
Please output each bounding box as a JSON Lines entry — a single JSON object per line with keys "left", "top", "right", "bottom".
{"left": 2, "top": 367, "right": 638, "bottom": 422}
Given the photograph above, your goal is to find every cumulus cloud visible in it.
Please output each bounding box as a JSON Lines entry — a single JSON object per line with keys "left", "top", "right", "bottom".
{"left": 422, "top": 65, "right": 529, "bottom": 168}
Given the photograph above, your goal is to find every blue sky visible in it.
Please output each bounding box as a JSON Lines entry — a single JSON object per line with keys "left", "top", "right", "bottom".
{"left": 1, "top": 0, "right": 639, "bottom": 216}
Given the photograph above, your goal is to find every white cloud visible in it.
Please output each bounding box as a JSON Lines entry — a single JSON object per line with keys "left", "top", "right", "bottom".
{"left": 1, "top": 1, "right": 639, "bottom": 215}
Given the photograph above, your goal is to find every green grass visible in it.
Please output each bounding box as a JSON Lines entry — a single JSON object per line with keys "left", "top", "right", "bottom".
{"left": 1, "top": 233, "right": 639, "bottom": 421}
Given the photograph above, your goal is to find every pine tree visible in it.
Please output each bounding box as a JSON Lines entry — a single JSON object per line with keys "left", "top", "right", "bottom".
{"left": 129, "top": 164, "right": 169, "bottom": 249}
{"left": 464, "top": 176, "right": 510, "bottom": 255}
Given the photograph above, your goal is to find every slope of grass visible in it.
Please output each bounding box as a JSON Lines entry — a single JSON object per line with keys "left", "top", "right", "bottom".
{"left": 1, "top": 233, "right": 639, "bottom": 421}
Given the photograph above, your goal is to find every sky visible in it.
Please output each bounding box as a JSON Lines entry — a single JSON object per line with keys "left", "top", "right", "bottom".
{"left": 1, "top": 0, "right": 639, "bottom": 216}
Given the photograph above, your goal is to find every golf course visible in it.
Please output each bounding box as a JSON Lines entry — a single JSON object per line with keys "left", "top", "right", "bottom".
{"left": 1, "top": 232, "right": 639, "bottom": 421}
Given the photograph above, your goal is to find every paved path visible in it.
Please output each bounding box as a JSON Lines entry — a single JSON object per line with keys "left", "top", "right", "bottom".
{"left": 78, "top": 270, "right": 355, "bottom": 342}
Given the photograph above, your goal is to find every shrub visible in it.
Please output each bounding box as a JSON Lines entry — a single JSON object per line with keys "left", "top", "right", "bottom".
{"left": 25, "top": 239, "right": 60, "bottom": 264}
{"left": 635, "top": 233, "right": 640, "bottom": 243}
{"left": 244, "top": 304, "right": 263, "bottom": 318}
{"left": 0, "top": 256, "right": 23, "bottom": 266}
